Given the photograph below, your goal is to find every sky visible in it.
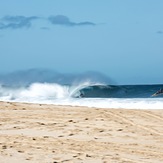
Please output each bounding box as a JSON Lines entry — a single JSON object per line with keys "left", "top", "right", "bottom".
{"left": 0, "top": 0, "right": 163, "bottom": 84}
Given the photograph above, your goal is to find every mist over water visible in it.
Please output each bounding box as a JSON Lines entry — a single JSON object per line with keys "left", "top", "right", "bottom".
{"left": 0, "top": 69, "right": 163, "bottom": 109}
{"left": 0, "top": 68, "right": 113, "bottom": 86}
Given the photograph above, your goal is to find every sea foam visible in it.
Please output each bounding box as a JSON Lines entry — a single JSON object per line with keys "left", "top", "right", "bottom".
{"left": 0, "top": 82, "right": 163, "bottom": 109}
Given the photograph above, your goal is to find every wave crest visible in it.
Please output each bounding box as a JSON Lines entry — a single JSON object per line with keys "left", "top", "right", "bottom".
{"left": 0, "top": 81, "right": 103, "bottom": 102}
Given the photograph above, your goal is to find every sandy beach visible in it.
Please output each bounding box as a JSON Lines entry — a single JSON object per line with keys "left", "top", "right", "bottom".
{"left": 0, "top": 101, "right": 163, "bottom": 163}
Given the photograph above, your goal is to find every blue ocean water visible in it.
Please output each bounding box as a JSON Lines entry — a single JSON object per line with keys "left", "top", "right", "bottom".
{"left": 0, "top": 69, "right": 163, "bottom": 109}
{"left": 76, "top": 84, "right": 163, "bottom": 98}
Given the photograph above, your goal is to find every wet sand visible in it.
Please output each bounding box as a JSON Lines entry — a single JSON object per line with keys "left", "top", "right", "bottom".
{"left": 0, "top": 101, "right": 163, "bottom": 163}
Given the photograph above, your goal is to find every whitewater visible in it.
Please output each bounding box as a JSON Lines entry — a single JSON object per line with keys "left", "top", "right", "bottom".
{"left": 0, "top": 82, "right": 163, "bottom": 109}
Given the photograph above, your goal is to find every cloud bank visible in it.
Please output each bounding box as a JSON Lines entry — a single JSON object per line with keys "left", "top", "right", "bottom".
{"left": 157, "top": 30, "right": 163, "bottom": 34}
{"left": 0, "top": 16, "right": 39, "bottom": 29}
{"left": 0, "top": 15, "right": 96, "bottom": 30}
{"left": 48, "top": 15, "right": 95, "bottom": 27}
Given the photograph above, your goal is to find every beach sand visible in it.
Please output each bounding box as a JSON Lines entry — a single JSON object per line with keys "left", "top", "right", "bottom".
{"left": 0, "top": 101, "right": 163, "bottom": 163}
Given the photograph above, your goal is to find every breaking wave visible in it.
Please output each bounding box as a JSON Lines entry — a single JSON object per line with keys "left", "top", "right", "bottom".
{"left": 0, "top": 69, "right": 163, "bottom": 109}
{"left": 0, "top": 82, "right": 163, "bottom": 109}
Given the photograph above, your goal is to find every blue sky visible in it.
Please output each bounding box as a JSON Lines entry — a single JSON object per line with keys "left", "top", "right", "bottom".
{"left": 0, "top": 0, "right": 163, "bottom": 84}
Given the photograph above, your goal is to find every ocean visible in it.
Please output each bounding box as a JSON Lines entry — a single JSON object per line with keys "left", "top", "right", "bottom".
{"left": 0, "top": 69, "right": 163, "bottom": 109}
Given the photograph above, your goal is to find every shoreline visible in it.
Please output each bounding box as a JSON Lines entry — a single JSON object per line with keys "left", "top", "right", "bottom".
{"left": 0, "top": 101, "right": 163, "bottom": 162}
